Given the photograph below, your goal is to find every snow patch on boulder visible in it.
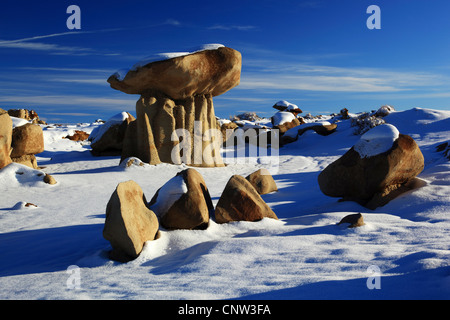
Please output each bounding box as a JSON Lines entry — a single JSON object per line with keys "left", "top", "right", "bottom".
{"left": 354, "top": 124, "right": 400, "bottom": 158}
{"left": 149, "top": 174, "right": 188, "bottom": 217}
{"left": 113, "top": 44, "right": 225, "bottom": 81}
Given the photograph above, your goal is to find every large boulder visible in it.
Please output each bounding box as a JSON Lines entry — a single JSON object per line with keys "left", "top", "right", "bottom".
{"left": 10, "top": 123, "right": 44, "bottom": 169}
{"left": 149, "top": 168, "right": 213, "bottom": 230}
{"left": 215, "top": 175, "right": 278, "bottom": 223}
{"left": 11, "top": 123, "right": 44, "bottom": 158}
{"left": 246, "top": 169, "right": 278, "bottom": 195}
{"left": 108, "top": 45, "right": 241, "bottom": 99}
{"left": 0, "top": 109, "right": 13, "bottom": 169}
{"left": 318, "top": 124, "right": 424, "bottom": 209}
{"left": 108, "top": 45, "right": 242, "bottom": 167}
{"left": 103, "top": 180, "right": 159, "bottom": 262}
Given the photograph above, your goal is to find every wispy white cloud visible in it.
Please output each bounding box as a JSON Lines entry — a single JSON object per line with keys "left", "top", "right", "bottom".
{"left": 0, "top": 28, "right": 125, "bottom": 55}
{"left": 0, "top": 94, "right": 136, "bottom": 107}
{"left": 165, "top": 19, "right": 181, "bottom": 26}
{"left": 208, "top": 24, "right": 256, "bottom": 31}
{"left": 238, "top": 53, "right": 447, "bottom": 93}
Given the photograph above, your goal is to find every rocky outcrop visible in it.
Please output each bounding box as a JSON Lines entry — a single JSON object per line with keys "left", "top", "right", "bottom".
{"left": 246, "top": 169, "right": 278, "bottom": 195}
{"left": 149, "top": 168, "right": 213, "bottom": 230}
{"left": 103, "top": 180, "right": 159, "bottom": 262}
{"left": 0, "top": 108, "right": 13, "bottom": 169}
{"left": 215, "top": 175, "right": 278, "bottom": 223}
{"left": 318, "top": 126, "right": 424, "bottom": 209}
{"left": 8, "top": 108, "right": 46, "bottom": 124}
{"left": 109, "top": 45, "right": 242, "bottom": 167}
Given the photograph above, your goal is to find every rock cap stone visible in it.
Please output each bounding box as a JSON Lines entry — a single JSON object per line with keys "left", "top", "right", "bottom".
{"left": 108, "top": 45, "right": 242, "bottom": 100}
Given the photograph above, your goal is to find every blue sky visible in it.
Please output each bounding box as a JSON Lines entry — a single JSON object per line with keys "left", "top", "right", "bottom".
{"left": 0, "top": 0, "right": 449, "bottom": 123}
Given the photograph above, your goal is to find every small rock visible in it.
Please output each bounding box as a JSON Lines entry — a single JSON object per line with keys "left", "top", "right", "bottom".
{"left": 43, "top": 174, "right": 57, "bottom": 185}
{"left": 337, "top": 213, "right": 365, "bottom": 228}
{"left": 64, "top": 130, "right": 90, "bottom": 141}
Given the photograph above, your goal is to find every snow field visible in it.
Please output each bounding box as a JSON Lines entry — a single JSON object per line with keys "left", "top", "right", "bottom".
{"left": 0, "top": 107, "right": 449, "bottom": 299}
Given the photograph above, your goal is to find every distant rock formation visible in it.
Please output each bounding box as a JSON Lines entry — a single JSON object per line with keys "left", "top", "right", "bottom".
{"left": 272, "top": 100, "right": 302, "bottom": 116}
{"left": 108, "top": 45, "right": 242, "bottom": 167}
{"left": 8, "top": 108, "right": 46, "bottom": 125}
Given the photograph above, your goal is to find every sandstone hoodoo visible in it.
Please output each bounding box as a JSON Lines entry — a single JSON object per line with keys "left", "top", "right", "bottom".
{"left": 108, "top": 44, "right": 242, "bottom": 167}
{"left": 318, "top": 124, "right": 425, "bottom": 209}
{"left": 103, "top": 180, "right": 159, "bottom": 262}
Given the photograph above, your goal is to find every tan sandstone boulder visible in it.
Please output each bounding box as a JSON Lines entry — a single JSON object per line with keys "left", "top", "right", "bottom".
{"left": 246, "top": 169, "right": 278, "bottom": 195}
{"left": 0, "top": 108, "right": 13, "bottom": 169}
{"left": 149, "top": 168, "right": 213, "bottom": 230}
{"left": 11, "top": 123, "right": 44, "bottom": 158}
{"left": 215, "top": 175, "right": 278, "bottom": 223}
{"left": 318, "top": 124, "right": 424, "bottom": 209}
{"left": 103, "top": 180, "right": 159, "bottom": 262}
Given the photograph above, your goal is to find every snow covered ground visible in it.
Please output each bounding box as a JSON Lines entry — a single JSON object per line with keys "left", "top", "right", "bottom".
{"left": 0, "top": 107, "right": 449, "bottom": 300}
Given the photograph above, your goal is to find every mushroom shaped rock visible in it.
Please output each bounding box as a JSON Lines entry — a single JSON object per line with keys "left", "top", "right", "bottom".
{"left": 108, "top": 45, "right": 241, "bottom": 99}
{"left": 111, "top": 45, "right": 242, "bottom": 167}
